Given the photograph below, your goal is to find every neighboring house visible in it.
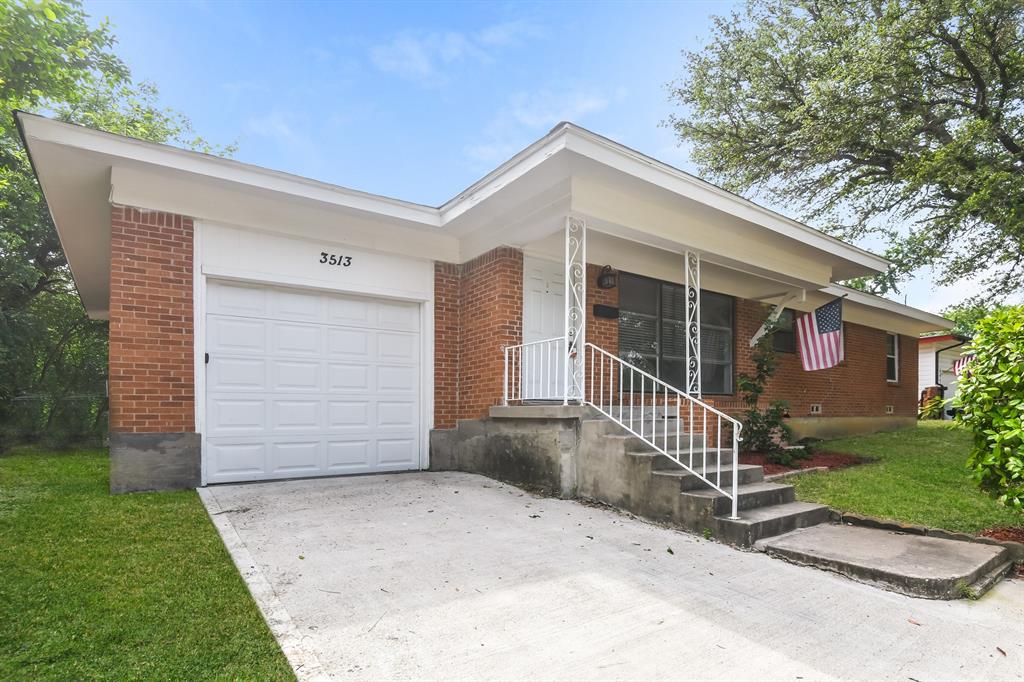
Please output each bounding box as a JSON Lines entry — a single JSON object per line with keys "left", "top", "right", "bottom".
{"left": 918, "top": 333, "right": 970, "bottom": 419}
{"left": 18, "top": 113, "right": 950, "bottom": 494}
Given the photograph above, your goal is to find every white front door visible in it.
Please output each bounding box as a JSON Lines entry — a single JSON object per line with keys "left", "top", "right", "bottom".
{"left": 204, "top": 280, "right": 422, "bottom": 484}
{"left": 522, "top": 256, "right": 565, "bottom": 400}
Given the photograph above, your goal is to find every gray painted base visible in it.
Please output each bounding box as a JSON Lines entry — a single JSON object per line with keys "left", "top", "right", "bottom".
{"left": 109, "top": 432, "right": 201, "bottom": 494}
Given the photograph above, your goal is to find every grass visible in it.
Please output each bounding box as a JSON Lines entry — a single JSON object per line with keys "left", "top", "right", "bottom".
{"left": 791, "top": 421, "right": 1024, "bottom": 534}
{"left": 0, "top": 447, "right": 294, "bottom": 680}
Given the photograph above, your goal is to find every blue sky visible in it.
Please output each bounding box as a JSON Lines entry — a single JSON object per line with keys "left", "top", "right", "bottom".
{"left": 83, "top": 0, "right": 967, "bottom": 313}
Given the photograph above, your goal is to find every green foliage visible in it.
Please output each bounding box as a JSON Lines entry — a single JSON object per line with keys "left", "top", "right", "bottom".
{"left": 954, "top": 306, "right": 1024, "bottom": 510}
{"left": 0, "top": 447, "right": 293, "bottom": 678}
{"left": 941, "top": 299, "right": 1009, "bottom": 338}
{"left": 791, "top": 421, "right": 1022, "bottom": 532}
{"left": 0, "top": 1, "right": 230, "bottom": 447}
{"left": 736, "top": 313, "right": 794, "bottom": 461}
{"left": 669, "top": 0, "right": 1024, "bottom": 298}
{"left": 918, "top": 394, "right": 946, "bottom": 420}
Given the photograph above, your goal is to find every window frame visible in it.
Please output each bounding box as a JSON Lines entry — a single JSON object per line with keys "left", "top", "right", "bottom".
{"left": 616, "top": 272, "right": 735, "bottom": 395}
{"left": 885, "top": 332, "right": 899, "bottom": 383}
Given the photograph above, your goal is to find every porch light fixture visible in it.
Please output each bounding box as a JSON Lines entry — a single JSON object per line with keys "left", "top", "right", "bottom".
{"left": 597, "top": 265, "right": 617, "bottom": 289}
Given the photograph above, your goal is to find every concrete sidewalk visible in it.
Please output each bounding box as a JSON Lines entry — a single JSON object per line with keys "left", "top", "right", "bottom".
{"left": 201, "top": 472, "right": 1024, "bottom": 682}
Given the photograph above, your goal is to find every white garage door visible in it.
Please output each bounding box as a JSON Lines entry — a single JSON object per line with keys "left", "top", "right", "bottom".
{"left": 205, "top": 280, "right": 422, "bottom": 484}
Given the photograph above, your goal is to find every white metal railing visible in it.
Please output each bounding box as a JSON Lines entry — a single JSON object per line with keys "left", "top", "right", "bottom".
{"left": 503, "top": 337, "right": 569, "bottom": 404}
{"left": 583, "top": 343, "right": 743, "bottom": 519}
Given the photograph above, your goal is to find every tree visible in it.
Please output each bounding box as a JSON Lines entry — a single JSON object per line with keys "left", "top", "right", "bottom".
{"left": 954, "top": 306, "right": 1024, "bottom": 510}
{"left": 0, "top": 0, "right": 229, "bottom": 447}
{"left": 941, "top": 299, "right": 1009, "bottom": 336}
{"left": 668, "top": 0, "right": 1024, "bottom": 298}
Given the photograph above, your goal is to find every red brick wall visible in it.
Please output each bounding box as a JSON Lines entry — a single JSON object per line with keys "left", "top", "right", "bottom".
{"left": 724, "top": 298, "right": 919, "bottom": 417}
{"left": 433, "top": 247, "right": 524, "bottom": 427}
{"left": 587, "top": 264, "right": 619, "bottom": 357}
{"left": 433, "top": 262, "right": 461, "bottom": 429}
{"left": 109, "top": 205, "right": 195, "bottom": 433}
{"left": 432, "top": 254, "right": 917, "bottom": 428}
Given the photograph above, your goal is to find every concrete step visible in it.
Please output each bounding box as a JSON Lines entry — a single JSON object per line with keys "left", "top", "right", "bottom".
{"left": 713, "top": 501, "right": 831, "bottom": 548}
{"left": 622, "top": 433, "right": 707, "bottom": 453}
{"left": 651, "top": 463, "right": 765, "bottom": 491}
{"left": 682, "top": 481, "right": 795, "bottom": 516}
{"left": 755, "top": 524, "right": 1015, "bottom": 600}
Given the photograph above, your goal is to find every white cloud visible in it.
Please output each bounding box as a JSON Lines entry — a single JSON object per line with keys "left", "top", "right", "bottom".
{"left": 465, "top": 89, "right": 613, "bottom": 167}
{"left": 244, "top": 112, "right": 300, "bottom": 142}
{"left": 369, "top": 20, "right": 543, "bottom": 85}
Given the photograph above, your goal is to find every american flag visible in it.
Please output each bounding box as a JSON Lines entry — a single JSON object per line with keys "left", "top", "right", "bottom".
{"left": 953, "top": 354, "right": 974, "bottom": 376}
{"left": 797, "top": 298, "right": 845, "bottom": 371}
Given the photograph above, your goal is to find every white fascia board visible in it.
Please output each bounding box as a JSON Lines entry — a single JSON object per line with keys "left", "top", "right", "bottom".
{"left": 561, "top": 125, "right": 889, "bottom": 275}
{"left": 439, "top": 132, "right": 569, "bottom": 227}
{"left": 822, "top": 284, "right": 953, "bottom": 330}
{"left": 18, "top": 112, "right": 442, "bottom": 227}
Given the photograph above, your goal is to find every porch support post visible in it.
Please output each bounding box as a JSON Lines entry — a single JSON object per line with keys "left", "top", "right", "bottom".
{"left": 685, "top": 250, "right": 701, "bottom": 397}
{"left": 564, "top": 216, "right": 586, "bottom": 404}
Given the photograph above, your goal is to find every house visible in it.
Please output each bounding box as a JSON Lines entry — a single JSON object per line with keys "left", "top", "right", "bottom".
{"left": 918, "top": 333, "right": 970, "bottom": 419}
{"left": 17, "top": 112, "right": 950, "bottom": 498}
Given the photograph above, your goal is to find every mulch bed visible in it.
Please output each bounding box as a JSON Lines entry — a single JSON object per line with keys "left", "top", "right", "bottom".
{"left": 980, "top": 526, "right": 1024, "bottom": 545}
{"left": 739, "top": 450, "right": 866, "bottom": 476}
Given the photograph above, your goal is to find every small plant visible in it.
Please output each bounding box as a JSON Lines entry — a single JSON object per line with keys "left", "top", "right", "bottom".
{"left": 737, "top": 312, "right": 792, "bottom": 463}
{"left": 955, "top": 579, "right": 979, "bottom": 601}
{"left": 918, "top": 395, "right": 946, "bottom": 420}
{"left": 954, "top": 306, "right": 1024, "bottom": 510}
{"left": 702, "top": 528, "right": 714, "bottom": 540}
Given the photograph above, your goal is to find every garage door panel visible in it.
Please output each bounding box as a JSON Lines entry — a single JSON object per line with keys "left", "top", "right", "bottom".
{"left": 327, "top": 440, "right": 371, "bottom": 470}
{"left": 378, "top": 401, "right": 416, "bottom": 427}
{"left": 271, "top": 360, "right": 321, "bottom": 392}
{"left": 272, "top": 323, "right": 321, "bottom": 356}
{"left": 378, "top": 438, "right": 418, "bottom": 466}
{"left": 210, "top": 398, "right": 266, "bottom": 434}
{"left": 327, "top": 363, "right": 372, "bottom": 392}
{"left": 271, "top": 399, "right": 321, "bottom": 431}
{"left": 377, "top": 300, "right": 420, "bottom": 331}
{"left": 206, "top": 282, "right": 422, "bottom": 483}
{"left": 378, "top": 332, "right": 417, "bottom": 362}
{"left": 377, "top": 365, "right": 416, "bottom": 392}
{"left": 327, "top": 327, "right": 373, "bottom": 360}
{"left": 327, "top": 400, "right": 371, "bottom": 429}
{"left": 209, "top": 318, "right": 266, "bottom": 355}
{"left": 207, "top": 441, "right": 267, "bottom": 479}
{"left": 210, "top": 357, "right": 267, "bottom": 392}
{"left": 272, "top": 288, "right": 323, "bottom": 322}
{"left": 271, "top": 441, "right": 322, "bottom": 473}
{"left": 327, "top": 297, "right": 373, "bottom": 327}
{"left": 209, "top": 282, "right": 268, "bottom": 317}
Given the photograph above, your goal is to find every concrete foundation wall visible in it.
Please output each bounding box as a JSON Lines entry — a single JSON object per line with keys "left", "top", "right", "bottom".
{"left": 109, "top": 432, "right": 201, "bottom": 494}
{"left": 429, "top": 412, "right": 579, "bottom": 497}
{"left": 786, "top": 416, "right": 916, "bottom": 441}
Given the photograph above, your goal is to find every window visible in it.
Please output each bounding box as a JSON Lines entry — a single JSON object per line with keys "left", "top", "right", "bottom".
{"left": 886, "top": 333, "right": 899, "bottom": 382}
{"left": 772, "top": 309, "right": 797, "bottom": 353}
{"left": 618, "top": 274, "right": 734, "bottom": 394}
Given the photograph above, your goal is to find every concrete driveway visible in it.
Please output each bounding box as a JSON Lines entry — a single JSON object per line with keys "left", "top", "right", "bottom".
{"left": 200, "top": 472, "right": 1023, "bottom": 682}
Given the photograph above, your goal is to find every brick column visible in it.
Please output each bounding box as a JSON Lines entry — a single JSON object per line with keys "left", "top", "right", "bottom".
{"left": 108, "top": 205, "right": 199, "bottom": 493}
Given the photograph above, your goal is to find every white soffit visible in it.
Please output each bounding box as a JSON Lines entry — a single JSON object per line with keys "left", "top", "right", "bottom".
{"left": 20, "top": 112, "right": 903, "bottom": 321}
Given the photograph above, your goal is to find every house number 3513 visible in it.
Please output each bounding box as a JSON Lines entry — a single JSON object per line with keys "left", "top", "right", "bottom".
{"left": 319, "top": 252, "right": 352, "bottom": 267}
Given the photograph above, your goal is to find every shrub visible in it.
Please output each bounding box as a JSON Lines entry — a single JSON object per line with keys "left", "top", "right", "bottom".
{"left": 918, "top": 395, "right": 946, "bottom": 420}
{"left": 737, "top": 313, "right": 793, "bottom": 464}
{"left": 954, "top": 306, "right": 1024, "bottom": 510}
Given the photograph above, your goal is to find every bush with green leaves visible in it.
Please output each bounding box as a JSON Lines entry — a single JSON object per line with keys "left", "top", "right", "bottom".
{"left": 954, "top": 306, "right": 1024, "bottom": 510}
{"left": 736, "top": 313, "right": 802, "bottom": 465}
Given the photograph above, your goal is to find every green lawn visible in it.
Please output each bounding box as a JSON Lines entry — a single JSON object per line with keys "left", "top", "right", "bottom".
{"left": 0, "top": 447, "right": 294, "bottom": 680}
{"left": 791, "top": 421, "right": 1024, "bottom": 534}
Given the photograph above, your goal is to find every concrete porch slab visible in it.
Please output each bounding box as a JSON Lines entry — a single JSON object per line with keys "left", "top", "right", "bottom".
{"left": 756, "top": 524, "right": 1014, "bottom": 599}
